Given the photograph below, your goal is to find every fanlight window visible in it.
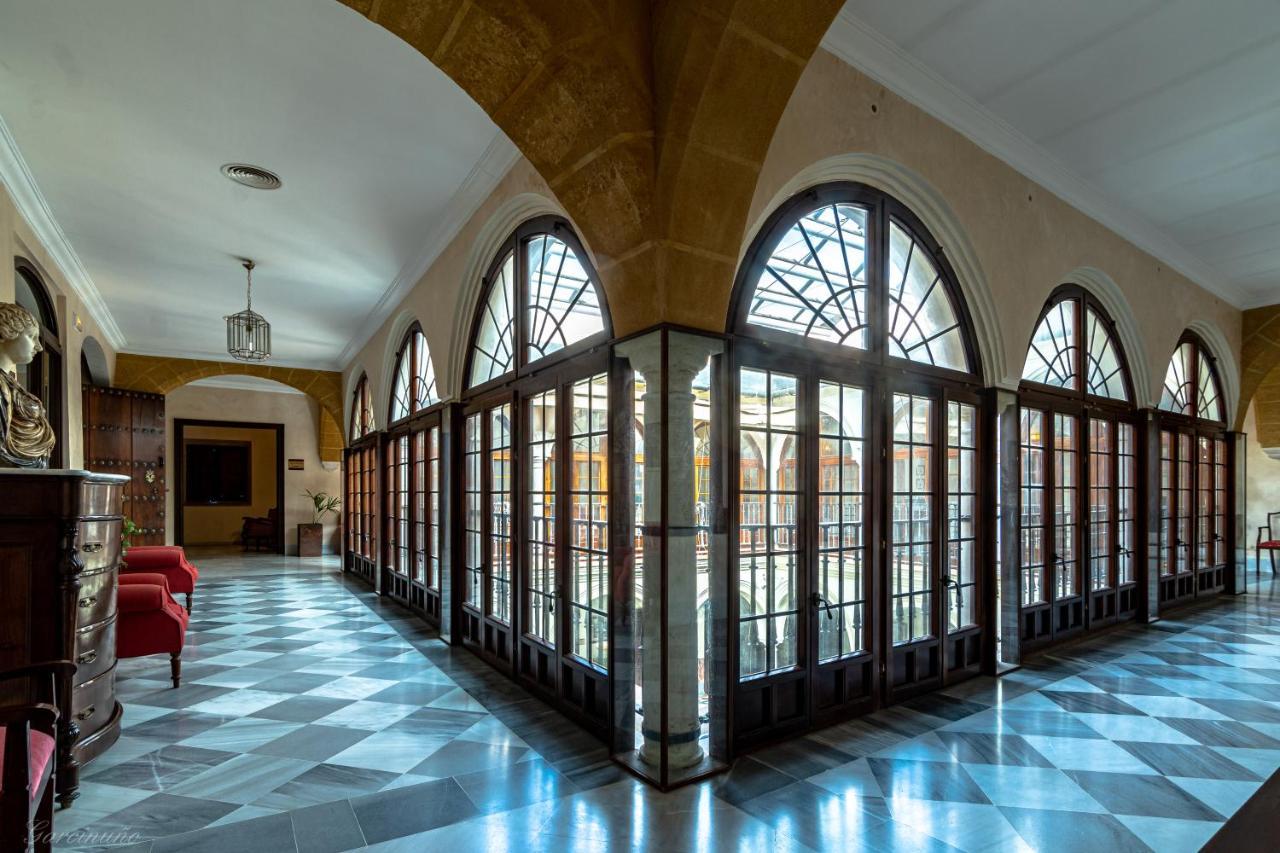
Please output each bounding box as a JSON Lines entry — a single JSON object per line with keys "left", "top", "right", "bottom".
{"left": 1158, "top": 337, "right": 1223, "bottom": 422}
{"left": 390, "top": 327, "right": 438, "bottom": 423}
{"left": 526, "top": 234, "right": 604, "bottom": 362}
{"left": 467, "top": 223, "right": 608, "bottom": 391}
{"left": 1020, "top": 293, "right": 1129, "bottom": 402}
{"left": 1159, "top": 342, "right": 1195, "bottom": 415}
{"left": 350, "top": 374, "right": 375, "bottom": 441}
{"left": 741, "top": 196, "right": 971, "bottom": 373}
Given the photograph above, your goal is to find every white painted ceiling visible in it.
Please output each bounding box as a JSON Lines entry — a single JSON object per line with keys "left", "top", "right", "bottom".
{"left": 0, "top": 0, "right": 509, "bottom": 368}
{"left": 829, "top": 0, "right": 1280, "bottom": 307}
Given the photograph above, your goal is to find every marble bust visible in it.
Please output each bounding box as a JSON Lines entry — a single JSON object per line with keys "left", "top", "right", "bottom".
{"left": 0, "top": 302, "right": 56, "bottom": 468}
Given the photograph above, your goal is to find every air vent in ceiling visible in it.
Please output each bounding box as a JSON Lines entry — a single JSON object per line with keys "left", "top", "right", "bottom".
{"left": 220, "top": 163, "right": 282, "bottom": 190}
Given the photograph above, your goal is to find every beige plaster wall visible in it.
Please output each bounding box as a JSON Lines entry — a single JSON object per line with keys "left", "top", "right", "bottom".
{"left": 181, "top": 425, "right": 278, "bottom": 545}
{"left": 746, "top": 50, "right": 1242, "bottom": 407}
{"left": 1, "top": 183, "right": 119, "bottom": 469}
{"left": 165, "top": 384, "right": 342, "bottom": 555}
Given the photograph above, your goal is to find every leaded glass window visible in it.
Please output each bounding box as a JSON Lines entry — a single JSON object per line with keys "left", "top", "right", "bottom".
{"left": 390, "top": 328, "right": 438, "bottom": 423}
{"left": 1022, "top": 300, "right": 1077, "bottom": 390}
{"left": 470, "top": 252, "right": 516, "bottom": 388}
{"left": 1085, "top": 308, "right": 1127, "bottom": 400}
{"left": 527, "top": 234, "right": 604, "bottom": 362}
{"left": 1197, "top": 354, "right": 1223, "bottom": 422}
{"left": 349, "top": 374, "right": 374, "bottom": 441}
{"left": 467, "top": 221, "right": 610, "bottom": 391}
{"left": 1160, "top": 342, "right": 1195, "bottom": 415}
{"left": 740, "top": 193, "right": 973, "bottom": 374}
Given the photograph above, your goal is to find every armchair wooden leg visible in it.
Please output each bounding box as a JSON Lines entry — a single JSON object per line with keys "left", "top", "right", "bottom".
{"left": 185, "top": 592, "right": 193, "bottom": 612}
{"left": 34, "top": 774, "right": 54, "bottom": 853}
{"left": 1271, "top": 548, "right": 1277, "bottom": 576}
{"left": 170, "top": 652, "right": 181, "bottom": 688}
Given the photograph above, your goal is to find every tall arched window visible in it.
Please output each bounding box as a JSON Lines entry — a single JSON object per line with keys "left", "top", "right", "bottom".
{"left": 1154, "top": 332, "right": 1229, "bottom": 607}
{"left": 14, "top": 260, "right": 63, "bottom": 466}
{"left": 460, "top": 216, "right": 614, "bottom": 732}
{"left": 728, "top": 183, "right": 984, "bottom": 748}
{"left": 1017, "top": 287, "right": 1137, "bottom": 651}
{"left": 382, "top": 326, "right": 445, "bottom": 618}
{"left": 344, "top": 374, "right": 377, "bottom": 582}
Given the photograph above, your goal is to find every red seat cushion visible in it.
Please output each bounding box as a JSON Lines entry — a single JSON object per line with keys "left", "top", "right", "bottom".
{"left": 0, "top": 728, "right": 55, "bottom": 801}
{"left": 1259, "top": 541, "right": 1280, "bottom": 549}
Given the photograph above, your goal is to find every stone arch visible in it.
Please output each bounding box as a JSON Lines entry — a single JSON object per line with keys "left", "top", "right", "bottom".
{"left": 344, "top": 0, "right": 843, "bottom": 336}
{"left": 1057, "top": 267, "right": 1152, "bottom": 409}
{"left": 80, "top": 335, "right": 110, "bottom": 387}
{"left": 739, "top": 153, "right": 1005, "bottom": 389}
{"left": 1238, "top": 306, "right": 1280, "bottom": 430}
{"left": 113, "top": 353, "right": 343, "bottom": 462}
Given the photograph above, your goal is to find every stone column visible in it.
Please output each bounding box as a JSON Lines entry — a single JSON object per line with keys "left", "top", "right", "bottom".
{"left": 1141, "top": 410, "right": 1161, "bottom": 622}
{"left": 438, "top": 403, "right": 458, "bottom": 642}
{"left": 1229, "top": 430, "right": 1247, "bottom": 595}
{"left": 994, "top": 388, "right": 1022, "bottom": 667}
{"left": 616, "top": 332, "right": 721, "bottom": 771}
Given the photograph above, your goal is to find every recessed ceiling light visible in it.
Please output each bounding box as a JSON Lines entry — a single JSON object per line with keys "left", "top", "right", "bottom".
{"left": 220, "top": 163, "right": 282, "bottom": 190}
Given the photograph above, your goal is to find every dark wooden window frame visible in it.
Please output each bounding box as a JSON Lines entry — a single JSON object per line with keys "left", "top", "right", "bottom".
{"left": 382, "top": 402, "right": 446, "bottom": 621}
{"left": 1153, "top": 330, "right": 1231, "bottom": 608}
{"left": 1015, "top": 285, "right": 1142, "bottom": 650}
{"left": 725, "top": 182, "right": 990, "bottom": 753}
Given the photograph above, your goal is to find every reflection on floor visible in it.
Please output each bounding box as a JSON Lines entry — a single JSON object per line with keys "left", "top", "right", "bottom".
{"left": 57, "top": 554, "right": 1280, "bottom": 852}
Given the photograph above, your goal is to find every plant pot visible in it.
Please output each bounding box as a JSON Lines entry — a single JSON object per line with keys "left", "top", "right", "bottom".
{"left": 297, "top": 523, "right": 323, "bottom": 557}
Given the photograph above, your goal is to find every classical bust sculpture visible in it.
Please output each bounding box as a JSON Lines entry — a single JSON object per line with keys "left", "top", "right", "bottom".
{"left": 0, "top": 302, "right": 56, "bottom": 468}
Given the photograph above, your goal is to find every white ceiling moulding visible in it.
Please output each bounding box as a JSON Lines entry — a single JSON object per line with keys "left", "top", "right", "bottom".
{"left": 337, "top": 132, "right": 521, "bottom": 369}
{"left": 119, "top": 344, "right": 338, "bottom": 373}
{"left": 820, "top": 11, "right": 1246, "bottom": 310}
{"left": 0, "top": 114, "right": 127, "bottom": 348}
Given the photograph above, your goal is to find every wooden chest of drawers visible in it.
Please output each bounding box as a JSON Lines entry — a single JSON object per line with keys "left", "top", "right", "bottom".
{"left": 0, "top": 468, "right": 130, "bottom": 808}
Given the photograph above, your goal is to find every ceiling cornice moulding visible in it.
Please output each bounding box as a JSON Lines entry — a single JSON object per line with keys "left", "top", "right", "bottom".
{"left": 337, "top": 132, "right": 521, "bottom": 369}
{"left": 820, "top": 11, "right": 1245, "bottom": 309}
{"left": 119, "top": 344, "right": 339, "bottom": 372}
{"left": 0, "top": 114, "right": 127, "bottom": 348}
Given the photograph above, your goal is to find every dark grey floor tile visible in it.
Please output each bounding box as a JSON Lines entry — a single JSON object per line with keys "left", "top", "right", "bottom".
{"left": 350, "top": 777, "right": 477, "bottom": 844}
{"left": 1041, "top": 691, "right": 1146, "bottom": 716}
{"left": 752, "top": 736, "right": 856, "bottom": 778}
{"left": 1159, "top": 716, "right": 1280, "bottom": 748}
{"left": 407, "top": 739, "right": 527, "bottom": 778}
{"left": 709, "top": 756, "right": 796, "bottom": 806}
{"left": 366, "top": 681, "right": 455, "bottom": 706}
{"left": 149, "top": 811, "right": 295, "bottom": 853}
{"left": 866, "top": 758, "right": 990, "bottom": 804}
{"left": 739, "top": 780, "right": 891, "bottom": 849}
{"left": 263, "top": 762, "right": 400, "bottom": 809}
{"left": 900, "top": 693, "right": 991, "bottom": 722}
{"left": 998, "top": 710, "right": 1105, "bottom": 740}
{"left": 1193, "top": 697, "right": 1280, "bottom": 723}
{"left": 252, "top": 724, "right": 373, "bottom": 761}
{"left": 84, "top": 745, "right": 237, "bottom": 791}
{"left": 1063, "top": 769, "right": 1225, "bottom": 820}
{"left": 251, "top": 695, "right": 355, "bottom": 723}
{"left": 251, "top": 672, "right": 341, "bottom": 695}
{"left": 454, "top": 757, "right": 574, "bottom": 814}
{"left": 1078, "top": 673, "right": 1179, "bottom": 696}
{"left": 389, "top": 707, "right": 487, "bottom": 738}
{"left": 1000, "top": 806, "right": 1151, "bottom": 851}
{"left": 934, "top": 730, "right": 1054, "bottom": 767}
{"left": 129, "top": 684, "right": 235, "bottom": 710}
{"left": 88, "top": 792, "right": 240, "bottom": 839}
{"left": 292, "top": 799, "right": 367, "bottom": 853}
{"left": 122, "top": 711, "right": 236, "bottom": 742}
{"left": 1220, "top": 680, "right": 1280, "bottom": 702}
{"left": 1116, "top": 740, "right": 1260, "bottom": 781}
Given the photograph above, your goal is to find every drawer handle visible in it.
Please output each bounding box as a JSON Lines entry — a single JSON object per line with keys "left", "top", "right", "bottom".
{"left": 79, "top": 595, "right": 98, "bottom": 608}
{"left": 83, "top": 543, "right": 104, "bottom": 554}
{"left": 77, "top": 705, "right": 95, "bottom": 721}
{"left": 77, "top": 650, "right": 97, "bottom": 665}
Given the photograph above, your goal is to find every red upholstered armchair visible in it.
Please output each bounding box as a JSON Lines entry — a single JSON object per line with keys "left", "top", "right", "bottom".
{"left": 117, "top": 574, "right": 189, "bottom": 688}
{"left": 1256, "top": 512, "right": 1280, "bottom": 576}
{"left": 122, "top": 546, "right": 199, "bottom": 611}
{"left": 1, "top": 661, "right": 74, "bottom": 853}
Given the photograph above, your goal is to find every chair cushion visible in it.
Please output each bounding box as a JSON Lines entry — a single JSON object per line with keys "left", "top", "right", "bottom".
{"left": 118, "top": 581, "right": 168, "bottom": 613}
{"left": 0, "top": 728, "right": 55, "bottom": 801}
{"left": 1260, "top": 540, "right": 1280, "bottom": 549}
{"left": 122, "top": 548, "right": 199, "bottom": 593}
{"left": 119, "top": 572, "right": 172, "bottom": 593}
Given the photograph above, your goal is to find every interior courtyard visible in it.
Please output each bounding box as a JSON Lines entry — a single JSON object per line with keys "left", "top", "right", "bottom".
{"left": 2, "top": 1, "right": 1280, "bottom": 851}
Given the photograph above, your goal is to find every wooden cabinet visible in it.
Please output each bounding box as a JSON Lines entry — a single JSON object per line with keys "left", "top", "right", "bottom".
{"left": 0, "top": 469, "right": 129, "bottom": 808}
{"left": 82, "top": 386, "right": 165, "bottom": 545}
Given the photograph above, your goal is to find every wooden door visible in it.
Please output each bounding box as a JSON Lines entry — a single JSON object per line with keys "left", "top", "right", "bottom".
{"left": 83, "top": 386, "right": 166, "bottom": 545}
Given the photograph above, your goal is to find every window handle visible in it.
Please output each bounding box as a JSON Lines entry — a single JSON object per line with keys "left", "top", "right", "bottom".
{"left": 810, "top": 592, "right": 835, "bottom": 620}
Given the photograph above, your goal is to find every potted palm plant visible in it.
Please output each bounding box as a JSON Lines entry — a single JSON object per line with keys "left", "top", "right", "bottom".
{"left": 299, "top": 490, "right": 340, "bottom": 557}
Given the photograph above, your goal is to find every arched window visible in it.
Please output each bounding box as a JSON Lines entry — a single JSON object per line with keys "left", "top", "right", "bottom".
{"left": 466, "top": 217, "right": 609, "bottom": 391}
{"left": 344, "top": 373, "right": 377, "bottom": 582}
{"left": 728, "top": 183, "right": 983, "bottom": 746}
{"left": 1153, "top": 332, "right": 1229, "bottom": 609}
{"left": 348, "top": 374, "right": 374, "bottom": 442}
{"left": 389, "top": 325, "right": 438, "bottom": 424}
{"left": 459, "top": 216, "right": 614, "bottom": 730}
{"left": 1016, "top": 287, "right": 1138, "bottom": 651}
{"left": 14, "top": 260, "right": 63, "bottom": 466}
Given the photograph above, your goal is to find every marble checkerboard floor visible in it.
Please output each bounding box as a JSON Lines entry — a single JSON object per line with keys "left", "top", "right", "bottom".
{"left": 55, "top": 553, "right": 1280, "bottom": 852}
